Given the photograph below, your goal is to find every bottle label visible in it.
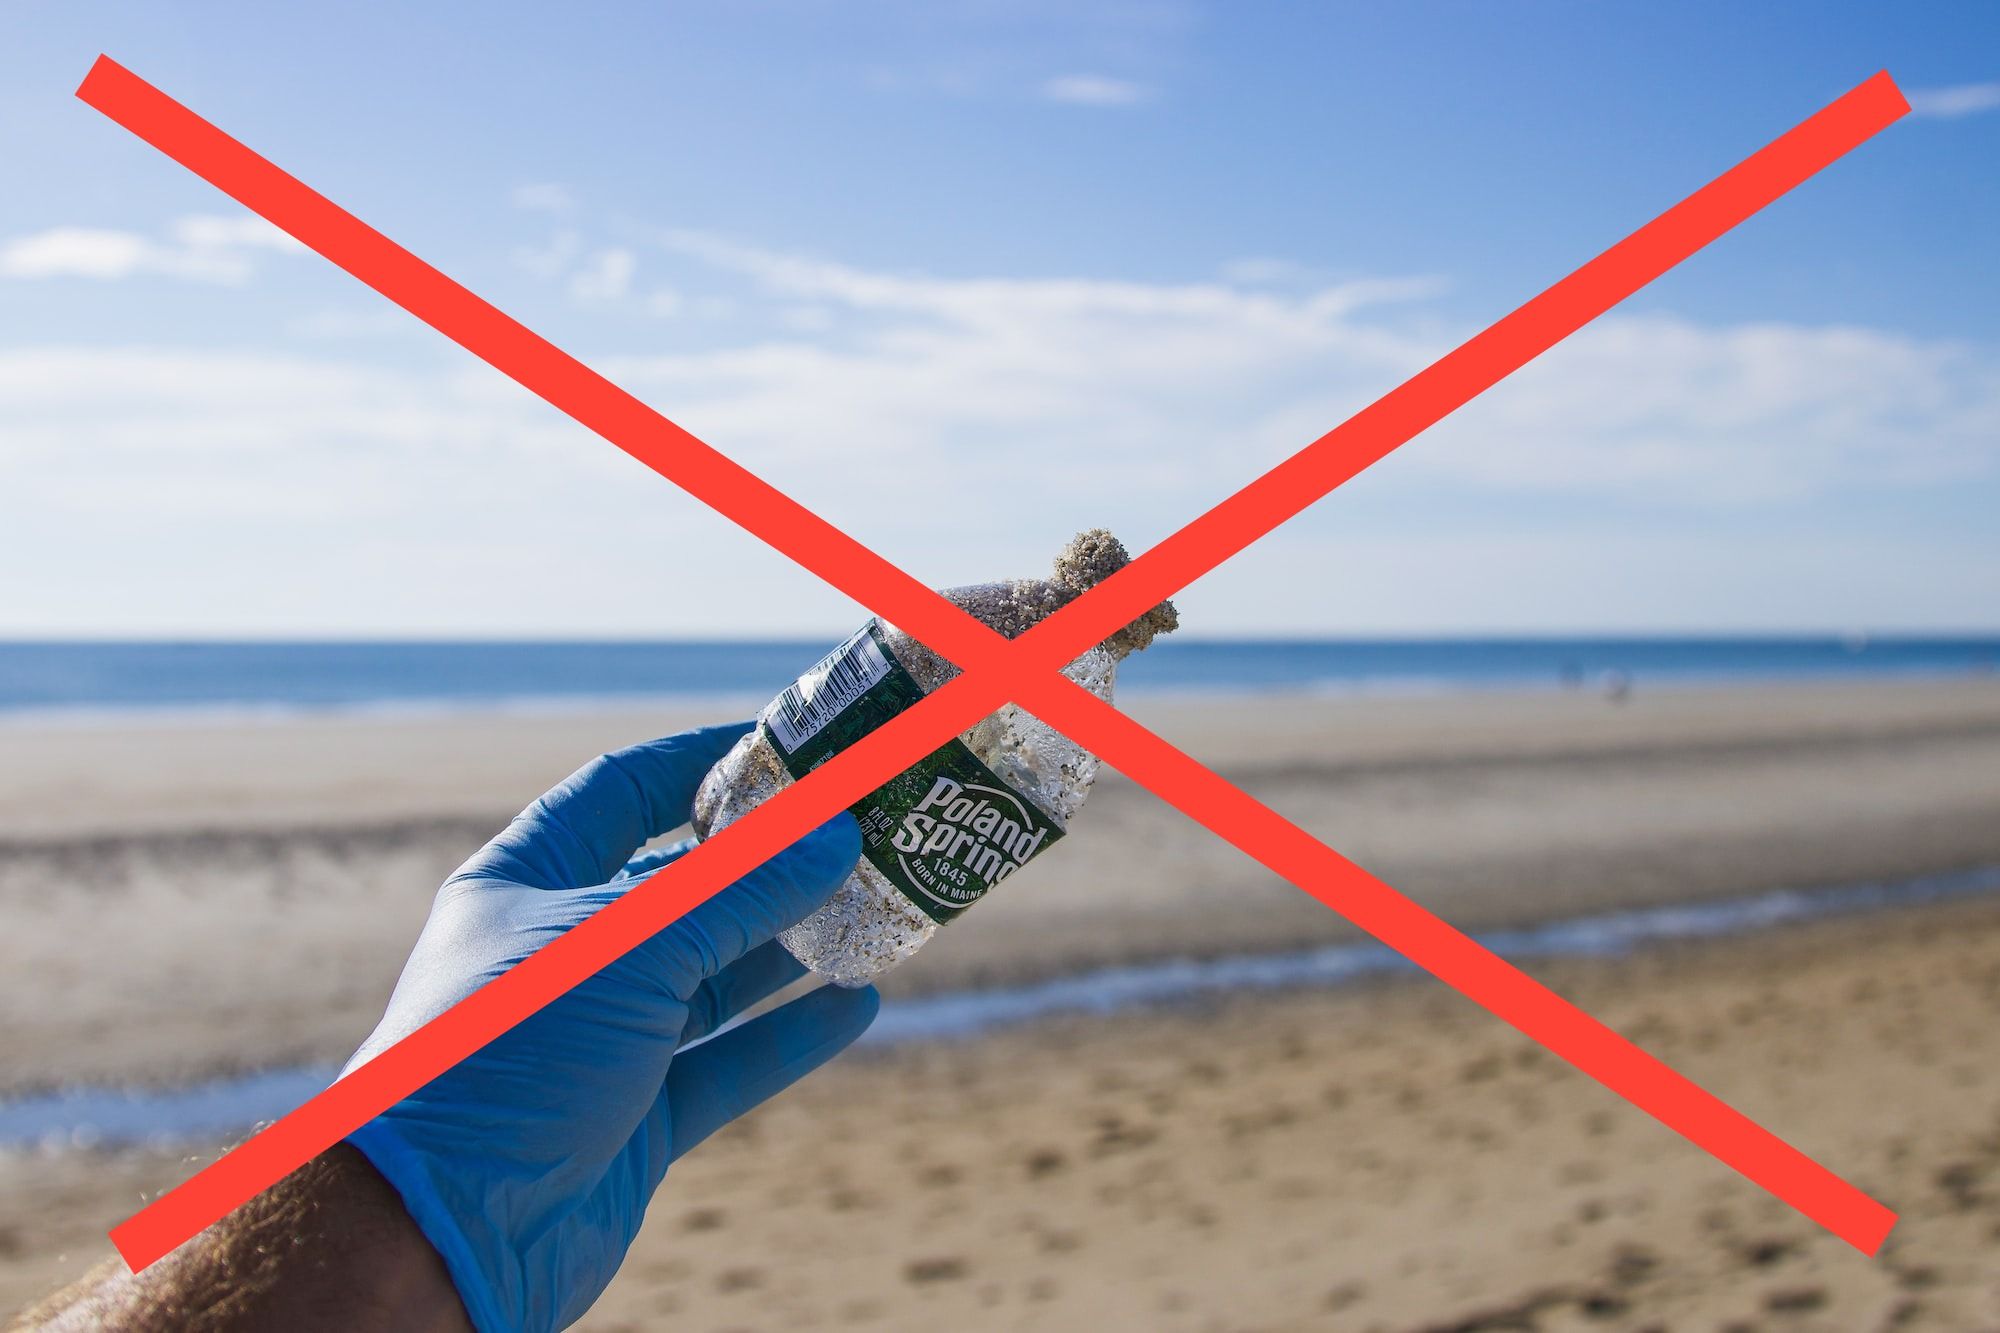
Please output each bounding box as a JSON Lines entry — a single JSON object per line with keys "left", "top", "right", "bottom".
{"left": 760, "top": 622, "right": 1064, "bottom": 924}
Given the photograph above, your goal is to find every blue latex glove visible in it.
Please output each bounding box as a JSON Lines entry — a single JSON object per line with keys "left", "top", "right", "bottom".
{"left": 342, "top": 721, "right": 875, "bottom": 1333}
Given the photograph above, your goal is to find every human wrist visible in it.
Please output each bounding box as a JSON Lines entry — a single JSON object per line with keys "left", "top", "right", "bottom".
{"left": 12, "top": 1144, "right": 474, "bottom": 1332}
{"left": 345, "top": 1120, "right": 518, "bottom": 1333}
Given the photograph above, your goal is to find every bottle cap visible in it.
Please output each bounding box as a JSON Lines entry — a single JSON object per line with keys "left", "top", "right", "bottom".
{"left": 1050, "top": 529, "right": 1179, "bottom": 658}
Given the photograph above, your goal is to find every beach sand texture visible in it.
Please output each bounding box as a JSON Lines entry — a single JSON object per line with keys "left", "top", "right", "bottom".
{"left": 4, "top": 677, "right": 2000, "bottom": 1328}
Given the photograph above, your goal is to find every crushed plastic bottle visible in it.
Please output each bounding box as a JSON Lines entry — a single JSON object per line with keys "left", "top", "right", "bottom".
{"left": 691, "top": 530, "right": 1178, "bottom": 986}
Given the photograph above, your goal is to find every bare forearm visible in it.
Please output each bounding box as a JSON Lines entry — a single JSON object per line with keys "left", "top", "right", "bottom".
{"left": 9, "top": 1145, "right": 472, "bottom": 1333}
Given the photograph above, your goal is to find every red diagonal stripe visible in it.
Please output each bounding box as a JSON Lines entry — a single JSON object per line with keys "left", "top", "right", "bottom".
{"left": 76, "top": 53, "right": 1030, "bottom": 1271}
{"left": 109, "top": 673, "right": 1010, "bottom": 1268}
{"left": 69, "top": 57, "right": 1003, "bottom": 673}
{"left": 1010, "top": 72, "right": 1911, "bottom": 674}
{"left": 1009, "top": 672, "right": 1899, "bottom": 1251}
{"left": 73, "top": 53, "right": 1908, "bottom": 1269}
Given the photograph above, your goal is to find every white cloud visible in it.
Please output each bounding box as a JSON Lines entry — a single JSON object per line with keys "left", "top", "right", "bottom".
{"left": 1905, "top": 82, "right": 2000, "bottom": 119}
{"left": 652, "top": 228, "right": 1435, "bottom": 334}
{"left": 515, "top": 233, "right": 646, "bottom": 308}
{"left": 0, "top": 228, "right": 164, "bottom": 280}
{"left": 566, "top": 247, "right": 637, "bottom": 302}
{"left": 617, "top": 232, "right": 2000, "bottom": 524}
{"left": 778, "top": 305, "right": 836, "bottom": 333}
{"left": 1415, "top": 317, "right": 2000, "bottom": 502}
{"left": 168, "top": 214, "right": 304, "bottom": 254}
{"left": 0, "top": 347, "right": 582, "bottom": 470}
{"left": 286, "top": 307, "right": 416, "bottom": 339}
{"left": 11, "top": 233, "right": 1983, "bottom": 514}
{"left": 1039, "top": 74, "right": 1148, "bottom": 106}
{"left": 3, "top": 234, "right": 1996, "bottom": 632}
{"left": 0, "top": 343, "right": 838, "bottom": 636}
{"left": 511, "top": 229, "right": 581, "bottom": 281}
{"left": 0, "top": 213, "right": 303, "bottom": 284}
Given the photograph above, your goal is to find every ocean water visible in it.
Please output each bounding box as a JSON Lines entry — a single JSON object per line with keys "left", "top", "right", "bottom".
{"left": 0, "top": 636, "right": 1995, "bottom": 723}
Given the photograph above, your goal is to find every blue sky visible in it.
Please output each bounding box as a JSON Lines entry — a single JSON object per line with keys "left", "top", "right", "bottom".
{"left": 2, "top": 1, "right": 1996, "bottom": 636}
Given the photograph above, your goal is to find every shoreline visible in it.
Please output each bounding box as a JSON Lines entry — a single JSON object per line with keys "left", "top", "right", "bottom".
{"left": 2, "top": 660, "right": 1994, "bottom": 734}
{"left": 7, "top": 858, "right": 1999, "bottom": 1149}
{"left": 5, "top": 675, "right": 2000, "bottom": 1096}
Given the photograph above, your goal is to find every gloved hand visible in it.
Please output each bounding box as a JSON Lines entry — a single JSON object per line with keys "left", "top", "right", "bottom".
{"left": 342, "top": 721, "right": 875, "bottom": 1333}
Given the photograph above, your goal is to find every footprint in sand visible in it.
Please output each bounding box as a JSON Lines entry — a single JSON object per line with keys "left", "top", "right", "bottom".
{"left": 1763, "top": 1285, "right": 1829, "bottom": 1313}
{"left": 903, "top": 1256, "right": 969, "bottom": 1284}
{"left": 1738, "top": 1236, "right": 1796, "bottom": 1267}
{"left": 1023, "top": 1146, "right": 1067, "bottom": 1179}
{"left": 1607, "top": 1244, "right": 1659, "bottom": 1286}
{"left": 679, "top": 1206, "right": 726, "bottom": 1232}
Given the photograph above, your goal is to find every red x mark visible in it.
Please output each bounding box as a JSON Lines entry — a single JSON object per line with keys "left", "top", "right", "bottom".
{"left": 77, "top": 55, "right": 1909, "bottom": 1269}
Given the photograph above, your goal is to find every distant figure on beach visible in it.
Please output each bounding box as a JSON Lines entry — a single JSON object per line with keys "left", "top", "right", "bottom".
{"left": 1601, "top": 668, "right": 1632, "bottom": 704}
{"left": 17, "top": 724, "right": 874, "bottom": 1333}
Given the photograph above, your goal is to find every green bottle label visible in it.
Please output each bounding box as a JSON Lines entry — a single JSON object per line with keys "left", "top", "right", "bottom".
{"left": 760, "top": 622, "right": 1064, "bottom": 924}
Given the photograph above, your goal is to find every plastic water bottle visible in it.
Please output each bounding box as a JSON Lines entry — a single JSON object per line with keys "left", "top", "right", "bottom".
{"left": 691, "top": 530, "right": 1178, "bottom": 986}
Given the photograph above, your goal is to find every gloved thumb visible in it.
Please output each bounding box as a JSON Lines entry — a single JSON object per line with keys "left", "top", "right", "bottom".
{"left": 643, "top": 812, "right": 861, "bottom": 990}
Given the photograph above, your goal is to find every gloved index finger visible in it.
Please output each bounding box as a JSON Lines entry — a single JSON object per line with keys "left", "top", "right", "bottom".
{"left": 647, "top": 812, "right": 861, "bottom": 985}
{"left": 460, "top": 721, "right": 752, "bottom": 889}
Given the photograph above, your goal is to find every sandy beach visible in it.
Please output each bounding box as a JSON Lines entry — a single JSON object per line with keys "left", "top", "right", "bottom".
{"left": 5, "top": 677, "right": 2000, "bottom": 1327}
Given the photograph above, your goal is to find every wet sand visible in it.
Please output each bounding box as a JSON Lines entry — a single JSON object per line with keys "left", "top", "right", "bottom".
{"left": 6, "top": 891, "right": 2000, "bottom": 1330}
{"left": 594, "top": 893, "right": 2000, "bottom": 1332}
{"left": 4, "top": 677, "right": 2000, "bottom": 1326}
{"left": 5, "top": 678, "right": 1999, "bottom": 1093}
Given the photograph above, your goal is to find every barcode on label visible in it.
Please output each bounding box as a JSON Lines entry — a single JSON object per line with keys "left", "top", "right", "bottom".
{"left": 765, "top": 626, "right": 894, "bottom": 755}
